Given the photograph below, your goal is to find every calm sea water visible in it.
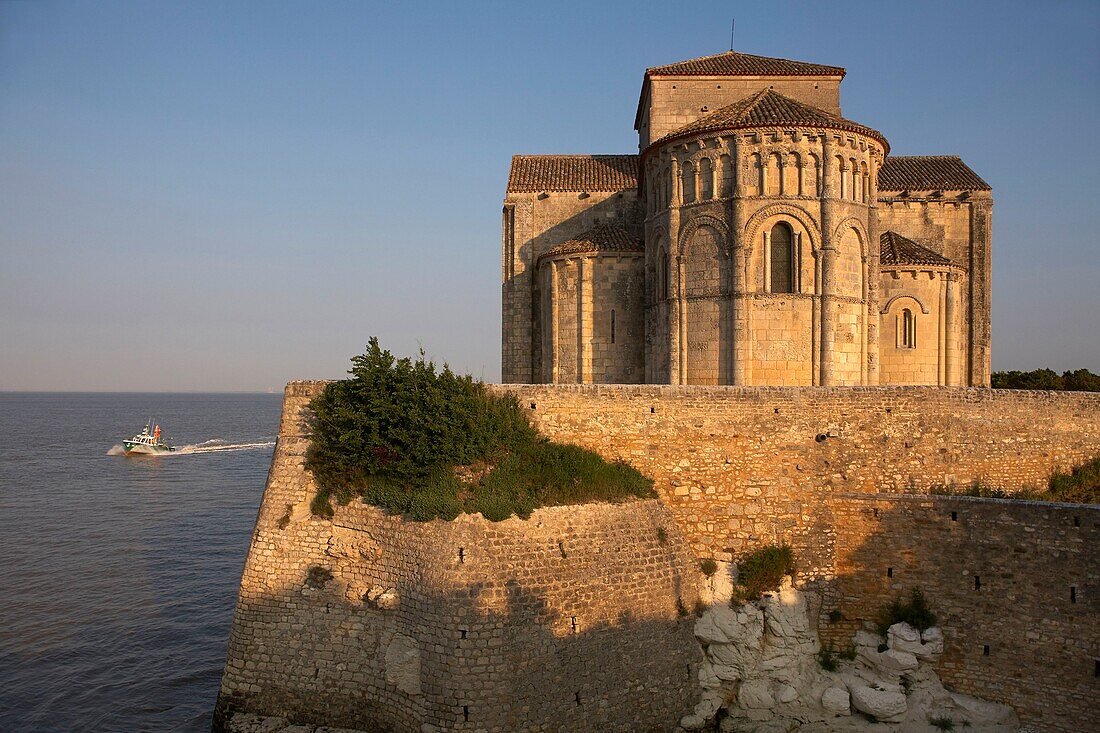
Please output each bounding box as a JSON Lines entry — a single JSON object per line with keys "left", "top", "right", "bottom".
{"left": 0, "top": 393, "right": 284, "bottom": 733}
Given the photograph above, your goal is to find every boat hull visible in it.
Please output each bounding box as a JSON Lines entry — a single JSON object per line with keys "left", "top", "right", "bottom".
{"left": 122, "top": 441, "right": 176, "bottom": 455}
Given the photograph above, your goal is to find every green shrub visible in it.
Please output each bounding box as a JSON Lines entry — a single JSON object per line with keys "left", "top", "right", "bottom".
{"left": 839, "top": 645, "right": 857, "bottom": 661}
{"left": 656, "top": 527, "right": 668, "bottom": 545}
{"left": 877, "top": 587, "right": 937, "bottom": 635}
{"left": 817, "top": 644, "right": 839, "bottom": 672}
{"left": 929, "top": 715, "right": 956, "bottom": 731}
{"left": 305, "top": 338, "right": 656, "bottom": 522}
{"left": 733, "top": 544, "right": 794, "bottom": 602}
{"left": 1047, "top": 456, "right": 1100, "bottom": 504}
{"left": 900, "top": 674, "right": 913, "bottom": 695}
{"left": 827, "top": 609, "right": 843, "bottom": 624}
{"left": 693, "top": 599, "right": 708, "bottom": 617}
{"left": 700, "top": 558, "right": 718, "bottom": 577}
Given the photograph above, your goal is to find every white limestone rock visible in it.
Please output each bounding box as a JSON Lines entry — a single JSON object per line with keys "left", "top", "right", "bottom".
{"left": 887, "top": 622, "right": 923, "bottom": 654}
{"left": 762, "top": 579, "right": 813, "bottom": 644}
{"left": 821, "top": 685, "right": 851, "bottom": 715}
{"left": 738, "top": 679, "right": 775, "bottom": 709}
{"left": 774, "top": 683, "right": 798, "bottom": 704}
{"left": 850, "top": 684, "right": 907, "bottom": 722}
{"left": 700, "top": 603, "right": 765, "bottom": 646}
{"left": 918, "top": 627, "right": 945, "bottom": 660}
{"left": 878, "top": 648, "right": 919, "bottom": 673}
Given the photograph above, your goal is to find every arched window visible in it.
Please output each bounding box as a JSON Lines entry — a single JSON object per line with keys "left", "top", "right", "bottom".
{"left": 900, "top": 308, "right": 916, "bottom": 348}
{"left": 769, "top": 223, "right": 794, "bottom": 293}
{"left": 682, "top": 161, "right": 696, "bottom": 204}
{"left": 719, "top": 154, "right": 732, "bottom": 197}
{"left": 699, "top": 157, "right": 713, "bottom": 200}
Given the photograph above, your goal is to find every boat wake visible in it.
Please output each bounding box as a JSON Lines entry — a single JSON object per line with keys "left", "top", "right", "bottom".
{"left": 106, "top": 439, "right": 275, "bottom": 456}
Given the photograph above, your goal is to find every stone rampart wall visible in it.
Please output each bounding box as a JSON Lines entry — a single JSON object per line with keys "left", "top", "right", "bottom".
{"left": 219, "top": 382, "right": 1099, "bottom": 732}
{"left": 825, "top": 494, "right": 1099, "bottom": 733}
{"left": 496, "top": 385, "right": 1100, "bottom": 564}
{"left": 215, "top": 381, "right": 702, "bottom": 733}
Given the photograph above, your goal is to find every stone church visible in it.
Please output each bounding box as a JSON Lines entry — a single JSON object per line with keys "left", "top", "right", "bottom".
{"left": 501, "top": 50, "right": 992, "bottom": 387}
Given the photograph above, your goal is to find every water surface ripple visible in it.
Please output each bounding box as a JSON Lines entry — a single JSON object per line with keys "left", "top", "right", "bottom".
{"left": 0, "top": 393, "right": 282, "bottom": 732}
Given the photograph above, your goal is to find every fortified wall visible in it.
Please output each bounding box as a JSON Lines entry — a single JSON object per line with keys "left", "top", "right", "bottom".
{"left": 217, "top": 382, "right": 1100, "bottom": 732}
{"left": 214, "top": 382, "right": 702, "bottom": 733}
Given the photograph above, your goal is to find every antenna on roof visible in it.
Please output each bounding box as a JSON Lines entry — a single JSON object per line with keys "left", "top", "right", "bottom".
{"left": 730, "top": 18, "right": 735, "bottom": 52}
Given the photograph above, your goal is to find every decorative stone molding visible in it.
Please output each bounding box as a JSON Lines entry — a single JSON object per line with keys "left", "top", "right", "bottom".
{"left": 743, "top": 203, "right": 821, "bottom": 255}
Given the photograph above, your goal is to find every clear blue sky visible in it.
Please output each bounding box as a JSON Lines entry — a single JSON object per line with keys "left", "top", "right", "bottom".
{"left": 2, "top": 0, "right": 1098, "bottom": 391}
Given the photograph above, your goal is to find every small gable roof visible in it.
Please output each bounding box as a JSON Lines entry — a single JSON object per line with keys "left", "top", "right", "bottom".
{"left": 507, "top": 155, "right": 638, "bottom": 193}
{"left": 880, "top": 231, "right": 954, "bottom": 267}
{"left": 646, "top": 51, "right": 845, "bottom": 78}
{"left": 539, "top": 223, "right": 643, "bottom": 262}
{"left": 644, "top": 88, "right": 888, "bottom": 155}
{"left": 878, "top": 156, "right": 990, "bottom": 191}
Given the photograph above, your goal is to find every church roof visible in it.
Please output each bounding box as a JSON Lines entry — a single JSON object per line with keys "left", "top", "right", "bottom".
{"left": 646, "top": 51, "right": 845, "bottom": 78}
{"left": 880, "top": 231, "right": 954, "bottom": 268}
{"left": 878, "top": 156, "right": 990, "bottom": 191}
{"left": 539, "top": 223, "right": 643, "bottom": 261}
{"left": 507, "top": 155, "right": 639, "bottom": 193}
{"left": 644, "top": 88, "right": 888, "bottom": 154}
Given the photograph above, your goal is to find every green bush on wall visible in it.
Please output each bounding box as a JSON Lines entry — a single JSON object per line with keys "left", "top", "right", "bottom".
{"left": 305, "top": 338, "right": 656, "bottom": 522}
{"left": 732, "top": 544, "right": 794, "bottom": 603}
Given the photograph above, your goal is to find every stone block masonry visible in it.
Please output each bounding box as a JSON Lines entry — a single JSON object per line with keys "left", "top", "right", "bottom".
{"left": 214, "top": 382, "right": 702, "bottom": 733}
{"left": 497, "top": 385, "right": 1100, "bottom": 562}
{"left": 216, "top": 381, "right": 1099, "bottom": 732}
{"left": 826, "top": 494, "right": 1099, "bottom": 733}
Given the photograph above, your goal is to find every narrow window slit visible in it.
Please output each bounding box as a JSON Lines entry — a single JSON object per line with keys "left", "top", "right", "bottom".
{"left": 951, "top": 511, "right": 958, "bottom": 522}
{"left": 570, "top": 616, "right": 578, "bottom": 633}
{"left": 1073, "top": 515, "right": 1080, "bottom": 527}
{"left": 873, "top": 508, "right": 879, "bottom": 518}
{"left": 886, "top": 567, "right": 892, "bottom": 578}
{"left": 983, "top": 645, "right": 990, "bottom": 656}
{"left": 460, "top": 628, "right": 468, "bottom": 639}
{"left": 458, "top": 547, "right": 465, "bottom": 563}
{"left": 975, "top": 576, "right": 981, "bottom": 590}
{"left": 574, "top": 691, "right": 582, "bottom": 706}
{"left": 529, "top": 402, "right": 537, "bottom": 410}
{"left": 610, "top": 310, "right": 616, "bottom": 343}
{"left": 558, "top": 541, "right": 567, "bottom": 558}
{"left": 1070, "top": 587, "right": 1077, "bottom": 603}
{"left": 462, "top": 705, "right": 469, "bottom": 722}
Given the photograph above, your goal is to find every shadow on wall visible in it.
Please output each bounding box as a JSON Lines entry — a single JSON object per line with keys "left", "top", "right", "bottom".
{"left": 817, "top": 494, "right": 1099, "bottom": 733}
{"left": 213, "top": 548, "right": 702, "bottom": 733}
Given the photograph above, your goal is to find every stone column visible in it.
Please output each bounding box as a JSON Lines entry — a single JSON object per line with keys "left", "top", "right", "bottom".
{"left": 578, "top": 256, "right": 591, "bottom": 384}
{"left": 819, "top": 134, "right": 839, "bottom": 386}
{"left": 668, "top": 157, "right": 682, "bottom": 384}
{"left": 730, "top": 136, "right": 749, "bottom": 385}
{"left": 549, "top": 260, "right": 559, "bottom": 384}
{"left": 938, "top": 273, "right": 948, "bottom": 386}
{"left": 865, "top": 154, "right": 881, "bottom": 384}
{"left": 945, "top": 271, "right": 958, "bottom": 387}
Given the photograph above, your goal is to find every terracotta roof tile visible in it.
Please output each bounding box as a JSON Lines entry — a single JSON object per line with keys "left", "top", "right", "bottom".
{"left": 880, "top": 231, "right": 954, "bottom": 267}
{"left": 646, "top": 88, "right": 887, "bottom": 153}
{"left": 878, "top": 156, "right": 990, "bottom": 191}
{"left": 539, "top": 224, "right": 643, "bottom": 261}
{"left": 507, "top": 155, "right": 639, "bottom": 193}
{"left": 647, "top": 51, "right": 844, "bottom": 78}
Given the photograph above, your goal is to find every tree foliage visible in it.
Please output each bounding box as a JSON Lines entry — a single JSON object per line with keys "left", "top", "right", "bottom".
{"left": 992, "top": 368, "right": 1100, "bottom": 391}
{"left": 304, "top": 338, "right": 656, "bottom": 521}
